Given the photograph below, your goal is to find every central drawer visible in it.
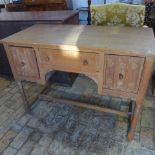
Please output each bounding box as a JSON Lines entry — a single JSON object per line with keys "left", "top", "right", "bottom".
{"left": 38, "top": 48, "right": 100, "bottom": 73}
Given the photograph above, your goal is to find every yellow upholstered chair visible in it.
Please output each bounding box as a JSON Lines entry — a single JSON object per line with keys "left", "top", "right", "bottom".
{"left": 91, "top": 3, "right": 145, "bottom": 27}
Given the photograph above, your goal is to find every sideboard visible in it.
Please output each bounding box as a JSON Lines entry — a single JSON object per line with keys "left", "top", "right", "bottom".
{"left": 1, "top": 24, "right": 155, "bottom": 141}
{"left": 0, "top": 10, "right": 79, "bottom": 76}
{"left": 6, "top": 0, "right": 67, "bottom": 11}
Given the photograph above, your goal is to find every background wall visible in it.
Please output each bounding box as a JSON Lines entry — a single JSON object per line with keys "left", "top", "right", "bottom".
{"left": 0, "top": 0, "right": 12, "bottom": 4}
{"left": 72, "top": 0, "right": 144, "bottom": 9}
{"left": 72, "top": 0, "right": 119, "bottom": 10}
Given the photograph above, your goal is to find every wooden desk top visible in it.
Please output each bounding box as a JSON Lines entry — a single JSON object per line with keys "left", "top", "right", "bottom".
{"left": 1, "top": 24, "right": 155, "bottom": 56}
{"left": 0, "top": 11, "right": 78, "bottom": 22}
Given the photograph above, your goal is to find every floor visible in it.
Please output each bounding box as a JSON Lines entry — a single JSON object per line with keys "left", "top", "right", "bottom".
{"left": 0, "top": 75, "right": 155, "bottom": 155}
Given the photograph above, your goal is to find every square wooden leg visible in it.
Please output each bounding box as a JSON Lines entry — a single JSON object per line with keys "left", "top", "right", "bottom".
{"left": 17, "top": 81, "right": 30, "bottom": 111}
{"left": 152, "top": 70, "right": 155, "bottom": 96}
{"left": 17, "top": 80, "right": 52, "bottom": 112}
{"left": 127, "top": 104, "right": 142, "bottom": 141}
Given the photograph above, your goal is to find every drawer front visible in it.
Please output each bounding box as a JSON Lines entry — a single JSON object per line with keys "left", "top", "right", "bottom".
{"left": 10, "top": 46, "right": 39, "bottom": 79}
{"left": 38, "top": 49, "right": 99, "bottom": 73}
{"left": 103, "top": 55, "right": 144, "bottom": 93}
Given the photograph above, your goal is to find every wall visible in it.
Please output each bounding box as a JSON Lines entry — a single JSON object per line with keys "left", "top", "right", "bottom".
{"left": 66, "top": 0, "right": 73, "bottom": 9}
{"left": 72, "top": 0, "right": 119, "bottom": 10}
{"left": 0, "top": 0, "right": 12, "bottom": 4}
{"left": 72, "top": 0, "right": 144, "bottom": 10}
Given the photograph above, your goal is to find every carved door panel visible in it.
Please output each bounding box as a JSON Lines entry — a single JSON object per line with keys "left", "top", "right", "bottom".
{"left": 10, "top": 46, "right": 39, "bottom": 80}
{"left": 103, "top": 55, "right": 144, "bottom": 93}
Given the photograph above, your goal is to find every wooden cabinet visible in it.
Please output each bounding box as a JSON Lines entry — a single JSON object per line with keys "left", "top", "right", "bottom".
{"left": 103, "top": 55, "right": 144, "bottom": 93}
{"left": 9, "top": 46, "right": 39, "bottom": 81}
{"left": 24, "top": 0, "right": 48, "bottom": 4}
{"left": 6, "top": 0, "right": 67, "bottom": 11}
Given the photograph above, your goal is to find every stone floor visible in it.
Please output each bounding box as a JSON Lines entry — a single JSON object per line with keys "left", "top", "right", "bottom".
{"left": 0, "top": 75, "right": 155, "bottom": 155}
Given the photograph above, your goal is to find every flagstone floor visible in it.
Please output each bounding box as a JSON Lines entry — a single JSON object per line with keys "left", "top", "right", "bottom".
{"left": 0, "top": 75, "right": 155, "bottom": 155}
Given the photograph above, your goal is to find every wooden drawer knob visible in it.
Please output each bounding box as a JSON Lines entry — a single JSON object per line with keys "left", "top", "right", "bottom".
{"left": 45, "top": 56, "right": 50, "bottom": 61}
{"left": 119, "top": 73, "right": 124, "bottom": 80}
{"left": 83, "top": 59, "right": 88, "bottom": 66}
{"left": 21, "top": 62, "right": 25, "bottom": 67}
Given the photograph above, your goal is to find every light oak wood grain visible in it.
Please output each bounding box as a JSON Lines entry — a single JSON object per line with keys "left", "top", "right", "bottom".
{"left": 103, "top": 55, "right": 144, "bottom": 93}
{"left": 38, "top": 48, "right": 100, "bottom": 73}
{"left": 10, "top": 46, "right": 39, "bottom": 78}
{"left": 1, "top": 24, "right": 155, "bottom": 56}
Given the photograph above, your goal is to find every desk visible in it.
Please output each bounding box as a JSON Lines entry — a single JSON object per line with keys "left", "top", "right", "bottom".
{"left": 0, "top": 11, "right": 79, "bottom": 75}
{"left": 1, "top": 24, "right": 155, "bottom": 141}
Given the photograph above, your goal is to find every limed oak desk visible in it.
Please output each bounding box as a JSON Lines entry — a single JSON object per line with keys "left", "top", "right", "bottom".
{"left": 1, "top": 24, "right": 155, "bottom": 141}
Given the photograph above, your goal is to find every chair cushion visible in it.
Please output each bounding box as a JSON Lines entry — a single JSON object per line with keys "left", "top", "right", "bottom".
{"left": 91, "top": 3, "right": 145, "bottom": 27}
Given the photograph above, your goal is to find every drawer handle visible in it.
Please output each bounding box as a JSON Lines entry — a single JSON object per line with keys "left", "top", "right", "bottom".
{"left": 45, "top": 56, "right": 50, "bottom": 61}
{"left": 21, "top": 62, "right": 25, "bottom": 67}
{"left": 119, "top": 73, "right": 124, "bottom": 80}
{"left": 83, "top": 59, "right": 88, "bottom": 66}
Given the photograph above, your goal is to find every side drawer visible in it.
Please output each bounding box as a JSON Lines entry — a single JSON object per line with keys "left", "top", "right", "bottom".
{"left": 103, "top": 54, "right": 144, "bottom": 93}
{"left": 9, "top": 46, "right": 39, "bottom": 79}
{"left": 38, "top": 48, "right": 100, "bottom": 73}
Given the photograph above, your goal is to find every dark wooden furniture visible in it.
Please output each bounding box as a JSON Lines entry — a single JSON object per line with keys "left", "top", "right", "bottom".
{"left": 149, "top": 5, "right": 155, "bottom": 95}
{"left": 152, "top": 70, "right": 155, "bottom": 95}
{"left": 1, "top": 24, "right": 155, "bottom": 141}
{"left": 6, "top": 0, "right": 67, "bottom": 11}
{"left": 145, "top": 2, "right": 154, "bottom": 27}
{"left": 150, "top": 4, "right": 155, "bottom": 32}
{"left": 0, "top": 11, "right": 79, "bottom": 76}
{"left": 88, "top": 0, "right": 91, "bottom": 25}
{"left": 0, "top": 4, "right": 5, "bottom": 11}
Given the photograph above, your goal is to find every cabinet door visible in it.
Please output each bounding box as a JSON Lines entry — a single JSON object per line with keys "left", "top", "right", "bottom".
{"left": 103, "top": 55, "right": 144, "bottom": 93}
{"left": 10, "top": 46, "right": 39, "bottom": 80}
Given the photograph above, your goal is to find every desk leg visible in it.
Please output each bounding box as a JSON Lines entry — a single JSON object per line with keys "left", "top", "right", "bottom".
{"left": 17, "top": 81, "right": 30, "bottom": 111}
{"left": 127, "top": 104, "right": 142, "bottom": 141}
{"left": 128, "top": 57, "right": 154, "bottom": 141}
{"left": 152, "top": 70, "right": 155, "bottom": 96}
